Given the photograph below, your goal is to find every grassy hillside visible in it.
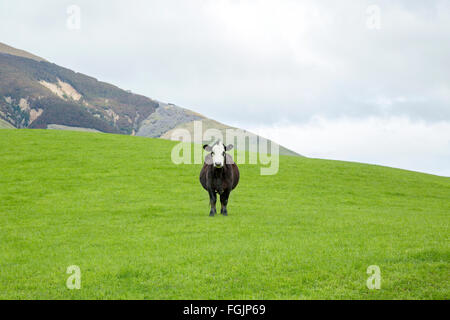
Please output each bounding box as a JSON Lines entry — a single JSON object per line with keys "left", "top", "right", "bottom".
{"left": 0, "top": 130, "right": 448, "bottom": 299}
{"left": 161, "top": 117, "right": 301, "bottom": 157}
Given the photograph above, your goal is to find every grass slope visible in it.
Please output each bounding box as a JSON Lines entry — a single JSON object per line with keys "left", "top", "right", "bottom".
{"left": 0, "top": 130, "right": 448, "bottom": 299}
{"left": 161, "top": 118, "right": 301, "bottom": 157}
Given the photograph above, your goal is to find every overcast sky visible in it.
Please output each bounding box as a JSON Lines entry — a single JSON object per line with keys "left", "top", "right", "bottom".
{"left": 1, "top": 0, "right": 449, "bottom": 176}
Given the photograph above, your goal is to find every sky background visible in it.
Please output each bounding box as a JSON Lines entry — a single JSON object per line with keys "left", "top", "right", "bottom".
{"left": 1, "top": 0, "right": 449, "bottom": 176}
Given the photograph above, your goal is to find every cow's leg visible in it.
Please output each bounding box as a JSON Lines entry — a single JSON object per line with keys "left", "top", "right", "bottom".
{"left": 208, "top": 190, "right": 217, "bottom": 217}
{"left": 220, "top": 190, "right": 230, "bottom": 216}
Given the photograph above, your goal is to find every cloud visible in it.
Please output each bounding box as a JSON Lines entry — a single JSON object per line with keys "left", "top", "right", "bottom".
{"left": 247, "top": 116, "right": 450, "bottom": 176}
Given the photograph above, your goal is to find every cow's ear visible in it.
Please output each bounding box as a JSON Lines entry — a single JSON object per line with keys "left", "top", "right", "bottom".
{"left": 203, "top": 144, "right": 212, "bottom": 152}
{"left": 225, "top": 144, "right": 234, "bottom": 151}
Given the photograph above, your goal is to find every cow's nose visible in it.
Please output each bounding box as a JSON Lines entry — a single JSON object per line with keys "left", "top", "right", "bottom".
{"left": 215, "top": 162, "right": 222, "bottom": 167}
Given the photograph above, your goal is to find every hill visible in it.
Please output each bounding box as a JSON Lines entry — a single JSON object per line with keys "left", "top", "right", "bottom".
{"left": 0, "top": 42, "right": 46, "bottom": 62}
{"left": 0, "top": 130, "right": 448, "bottom": 299}
{"left": 0, "top": 42, "right": 299, "bottom": 155}
{"left": 0, "top": 50, "right": 157, "bottom": 134}
{"left": 139, "top": 103, "right": 300, "bottom": 156}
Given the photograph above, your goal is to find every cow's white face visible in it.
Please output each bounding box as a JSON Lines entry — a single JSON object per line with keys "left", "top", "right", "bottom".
{"left": 203, "top": 142, "right": 234, "bottom": 168}
{"left": 211, "top": 143, "right": 226, "bottom": 168}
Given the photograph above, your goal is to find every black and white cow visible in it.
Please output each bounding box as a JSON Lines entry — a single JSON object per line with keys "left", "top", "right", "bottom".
{"left": 199, "top": 141, "right": 240, "bottom": 216}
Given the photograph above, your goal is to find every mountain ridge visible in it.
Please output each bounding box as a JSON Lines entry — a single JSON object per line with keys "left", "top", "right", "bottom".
{"left": 0, "top": 42, "right": 47, "bottom": 62}
{"left": 0, "top": 42, "right": 301, "bottom": 156}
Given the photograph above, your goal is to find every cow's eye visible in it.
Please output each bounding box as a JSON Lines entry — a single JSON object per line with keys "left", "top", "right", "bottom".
{"left": 211, "top": 152, "right": 214, "bottom": 155}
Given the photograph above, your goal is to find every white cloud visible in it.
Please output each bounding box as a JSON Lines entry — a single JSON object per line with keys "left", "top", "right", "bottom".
{"left": 247, "top": 116, "right": 450, "bottom": 176}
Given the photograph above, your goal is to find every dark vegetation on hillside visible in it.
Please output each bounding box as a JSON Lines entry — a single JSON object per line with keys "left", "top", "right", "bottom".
{"left": 0, "top": 53, "right": 158, "bottom": 133}
{"left": 29, "top": 97, "right": 119, "bottom": 133}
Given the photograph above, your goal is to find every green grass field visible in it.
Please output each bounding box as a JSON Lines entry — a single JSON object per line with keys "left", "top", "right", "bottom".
{"left": 0, "top": 129, "right": 448, "bottom": 299}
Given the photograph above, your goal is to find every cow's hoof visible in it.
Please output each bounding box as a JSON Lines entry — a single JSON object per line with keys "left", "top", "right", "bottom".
{"left": 221, "top": 211, "right": 228, "bottom": 216}
{"left": 209, "top": 213, "right": 215, "bottom": 217}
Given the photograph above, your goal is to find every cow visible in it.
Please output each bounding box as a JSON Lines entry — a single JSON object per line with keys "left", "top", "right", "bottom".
{"left": 199, "top": 141, "right": 240, "bottom": 217}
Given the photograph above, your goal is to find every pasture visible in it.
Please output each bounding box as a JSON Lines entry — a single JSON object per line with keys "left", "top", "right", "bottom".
{"left": 0, "top": 129, "right": 448, "bottom": 299}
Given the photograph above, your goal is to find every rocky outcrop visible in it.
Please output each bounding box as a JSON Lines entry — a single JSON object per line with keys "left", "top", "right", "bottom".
{"left": 136, "top": 103, "right": 203, "bottom": 138}
{"left": 39, "top": 79, "right": 82, "bottom": 101}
